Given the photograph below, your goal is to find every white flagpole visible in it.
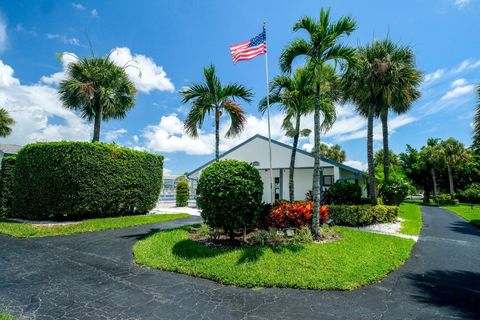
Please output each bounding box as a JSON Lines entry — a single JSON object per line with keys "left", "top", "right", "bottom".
{"left": 263, "top": 21, "right": 274, "bottom": 204}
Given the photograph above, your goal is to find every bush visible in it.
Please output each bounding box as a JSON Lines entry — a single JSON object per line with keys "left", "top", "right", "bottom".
{"left": 0, "top": 156, "right": 16, "bottom": 217}
{"left": 13, "top": 142, "right": 163, "bottom": 220}
{"left": 175, "top": 179, "right": 189, "bottom": 207}
{"left": 434, "top": 193, "right": 458, "bottom": 205}
{"left": 458, "top": 183, "right": 480, "bottom": 204}
{"left": 326, "top": 181, "right": 361, "bottom": 205}
{"left": 328, "top": 205, "right": 398, "bottom": 226}
{"left": 381, "top": 178, "right": 412, "bottom": 206}
{"left": 197, "top": 160, "right": 263, "bottom": 239}
{"left": 269, "top": 201, "right": 328, "bottom": 228}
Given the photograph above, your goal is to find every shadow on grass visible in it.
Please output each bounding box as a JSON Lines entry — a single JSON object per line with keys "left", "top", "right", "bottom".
{"left": 406, "top": 270, "right": 480, "bottom": 318}
{"left": 236, "top": 243, "right": 304, "bottom": 264}
{"left": 449, "top": 220, "right": 480, "bottom": 236}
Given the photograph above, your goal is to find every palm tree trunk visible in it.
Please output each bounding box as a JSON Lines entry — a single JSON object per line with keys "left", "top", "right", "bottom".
{"left": 431, "top": 168, "right": 438, "bottom": 197}
{"left": 367, "top": 105, "right": 377, "bottom": 205}
{"left": 312, "top": 83, "right": 321, "bottom": 236}
{"left": 447, "top": 164, "right": 455, "bottom": 196}
{"left": 92, "top": 102, "right": 102, "bottom": 142}
{"left": 215, "top": 106, "right": 220, "bottom": 161}
{"left": 381, "top": 111, "right": 390, "bottom": 183}
{"left": 289, "top": 116, "right": 301, "bottom": 202}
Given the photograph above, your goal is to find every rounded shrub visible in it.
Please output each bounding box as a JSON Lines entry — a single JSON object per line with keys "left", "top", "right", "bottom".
{"left": 175, "top": 179, "right": 189, "bottom": 207}
{"left": 381, "top": 178, "right": 412, "bottom": 206}
{"left": 458, "top": 183, "right": 480, "bottom": 204}
{"left": 0, "top": 156, "right": 16, "bottom": 217}
{"left": 327, "top": 181, "right": 361, "bottom": 205}
{"left": 196, "top": 160, "right": 263, "bottom": 239}
{"left": 13, "top": 142, "right": 163, "bottom": 220}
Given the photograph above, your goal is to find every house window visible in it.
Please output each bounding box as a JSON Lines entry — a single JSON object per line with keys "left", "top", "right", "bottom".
{"left": 323, "top": 175, "right": 334, "bottom": 186}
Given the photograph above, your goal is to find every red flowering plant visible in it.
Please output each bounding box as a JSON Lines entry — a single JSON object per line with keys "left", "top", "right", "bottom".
{"left": 268, "top": 201, "right": 328, "bottom": 229}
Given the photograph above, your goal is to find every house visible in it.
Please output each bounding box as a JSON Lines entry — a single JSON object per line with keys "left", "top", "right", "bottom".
{"left": 188, "top": 134, "right": 367, "bottom": 203}
{"left": 0, "top": 144, "right": 23, "bottom": 167}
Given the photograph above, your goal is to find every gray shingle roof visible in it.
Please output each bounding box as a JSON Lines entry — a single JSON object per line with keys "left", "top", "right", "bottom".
{"left": 0, "top": 143, "right": 23, "bottom": 155}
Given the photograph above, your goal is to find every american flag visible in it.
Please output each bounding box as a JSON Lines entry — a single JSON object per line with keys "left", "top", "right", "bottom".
{"left": 230, "top": 28, "right": 267, "bottom": 63}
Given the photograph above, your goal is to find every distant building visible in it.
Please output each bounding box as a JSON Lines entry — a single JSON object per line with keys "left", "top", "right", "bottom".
{"left": 0, "top": 144, "right": 22, "bottom": 166}
{"left": 160, "top": 175, "right": 196, "bottom": 202}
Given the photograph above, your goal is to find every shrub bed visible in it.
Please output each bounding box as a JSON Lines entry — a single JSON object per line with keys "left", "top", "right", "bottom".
{"left": 176, "top": 179, "right": 189, "bottom": 207}
{"left": 434, "top": 193, "right": 459, "bottom": 206}
{"left": 13, "top": 142, "right": 163, "bottom": 221}
{"left": 197, "top": 160, "right": 263, "bottom": 239}
{"left": 269, "top": 201, "right": 328, "bottom": 228}
{"left": 0, "top": 156, "right": 16, "bottom": 217}
{"left": 328, "top": 205, "right": 398, "bottom": 226}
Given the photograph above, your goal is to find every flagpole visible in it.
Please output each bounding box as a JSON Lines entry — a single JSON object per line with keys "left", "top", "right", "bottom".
{"left": 263, "top": 21, "right": 274, "bottom": 204}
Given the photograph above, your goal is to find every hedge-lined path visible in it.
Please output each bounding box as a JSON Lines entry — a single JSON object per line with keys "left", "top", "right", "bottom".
{"left": 1, "top": 206, "right": 480, "bottom": 319}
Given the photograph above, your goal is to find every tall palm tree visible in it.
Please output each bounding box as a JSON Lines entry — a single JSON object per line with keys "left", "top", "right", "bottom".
{"left": 321, "top": 143, "right": 346, "bottom": 163}
{"left": 343, "top": 40, "right": 420, "bottom": 204}
{"left": 180, "top": 64, "right": 253, "bottom": 160}
{"left": 474, "top": 85, "right": 480, "bottom": 153}
{"left": 59, "top": 56, "right": 137, "bottom": 142}
{"left": 0, "top": 108, "right": 15, "bottom": 138}
{"left": 280, "top": 9, "right": 356, "bottom": 235}
{"left": 420, "top": 138, "right": 443, "bottom": 197}
{"left": 440, "top": 138, "right": 470, "bottom": 196}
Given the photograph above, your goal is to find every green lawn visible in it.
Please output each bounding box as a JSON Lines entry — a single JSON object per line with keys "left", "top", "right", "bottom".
{"left": 0, "top": 312, "right": 15, "bottom": 320}
{"left": 442, "top": 204, "right": 480, "bottom": 228}
{"left": 0, "top": 213, "right": 189, "bottom": 238}
{"left": 134, "top": 226, "right": 414, "bottom": 290}
{"left": 398, "top": 201, "right": 423, "bottom": 235}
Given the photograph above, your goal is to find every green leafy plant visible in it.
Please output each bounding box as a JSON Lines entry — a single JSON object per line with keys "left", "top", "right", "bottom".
{"left": 434, "top": 193, "right": 459, "bottom": 206}
{"left": 12, "top": 142, "right": 163, "bottom": 221}
{"left": 327, "top": 181, "right": 362, "bottom": 205}
{"left": 457, "top": 183, "right": 480, "bottom": 204}
{"left": 328, "top": 205, "right": 398, "bottom": 226}
{"left": 196, "top": 160, "right": 263, "bottom": 240}
{"left": 381, "top": 177, "right": 413, "bottom": 206}
{"left": 0, "top": 156, "right": 16, "bottom": 217}
{"left": 175, "top": 179, "right": 189, "bottom": 207}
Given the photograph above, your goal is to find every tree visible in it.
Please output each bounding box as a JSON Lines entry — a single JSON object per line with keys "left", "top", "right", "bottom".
{"left": 0, "top": 108, "right": 15, "bottom": 138}
{"left": 400, "top": 144, "right": 433, "bottom": 203}
{"left": 474, "top": 85, "right": 480, "bottom": 153}
{"left": 374, "top": 149, "right": 400, "bottom": 168}
{"left": 440, "top": 138, "right": 471, "bottom": 196}
{"left": 280, "top": 8, "right": 356, "bottom": 236}
{"left": 180, "top": 64, "right": 253, "bottom": 160}
{"left": 259, "top": 67, "right": 314, "bottom": 202}
{"left": 420, "top": 138, "right": 443, "bottom": 197}
{"left": 343, "top": 39, "right": 421, "bottom": 204}
{"left": 320, "top": 144, "right": 346, "bottom": 163}
{"left": 59, "top": 56, "right": 137, "bottom": 142}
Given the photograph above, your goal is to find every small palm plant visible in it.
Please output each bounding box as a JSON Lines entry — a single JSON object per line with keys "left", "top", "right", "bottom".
{"left": 59, "top": 55, "right": 137, "bottom": 142}
{"left": 180, "top": 64, "right": 253, "bottom": 160}
{"left": 0, "top": 108, "right": 15, "bottom": 138}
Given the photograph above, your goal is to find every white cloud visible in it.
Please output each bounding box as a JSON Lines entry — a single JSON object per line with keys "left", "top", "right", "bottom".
{"left": 72, "top": 3, "right": 85, "bottom": 10}
{"left": 452, "top": 58, "right": 480, "bottom": 74}
{"left": 0, "top": 14, "right": 7, "bottom": 52}
{"left": 453, "top": 0, "right": 471, "bottom": 8}
{"left": 441, "top": 84, "right": 475, "bottom": 100}
{"left": 40, "top": 52, "right": 77, "bottom": 85}
{"left": 91, "top": 9, "right": 98, "bottom": 17}
{"left": 424, "top": 69, "right": 444, "bottom": 84}
{"left": 109, "top": 47, "right": 175, "bottom": 93}
{"left": 46, "top": 33, "right": 81, "bottom": 46}
{"left": 0, "top": 59, "right": 91, "bottom": 145}
{"left": 103, "top": 128, "right": 127, "bottom": 142}
{"left": 344, "top": 160, "right": 367, "bottom": 171}
{"left": 451, "top": 78, "right": 468, "bottom": 88}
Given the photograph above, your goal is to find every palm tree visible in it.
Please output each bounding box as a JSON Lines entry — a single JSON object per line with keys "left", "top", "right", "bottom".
{"left": 0, "top": 108, "right": 15, "bottom": 138}
{"left": 474, "top": 85, "right": 480, "bottom": 153}
{"left": 343, "top": 40, "right": 420, "bottom": 204}
{"left": 440, "top": 138, "right": 471, "bottom": 196}
{"left": 280, "top": 8, "right": 356, "bottom": 236}
{"left": 321, "top": 144, "right": 346, "bottom": 163}
{"left": 420, "top": 138, "right": 443, "bottom": 197}
{"left": 180, "top": 64, "right": 253, "bottom": 160}
{"left": 59, "top": 56, "right": 137, "bottom": 142}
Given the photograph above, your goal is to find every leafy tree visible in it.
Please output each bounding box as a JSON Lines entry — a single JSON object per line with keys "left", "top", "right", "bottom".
{"left": 420, "top": 138, "right": 444, "bottom": 197}
{"left": 280, "top": 8, "right": 356, "bottom": 236}
{"left": 474, "top": 84, "right": 480, "bottom": 153}
{"left": 259, "top": 67, "right": 314, "bottom": 202}
{"left": 180, "top": 64, "right": 253, "bottom": 160}
{"left": 0, "top": 108, "right": 14, "bottom": 138}
{"left": 343, "top": 39, "right": 421, "bottom": 203}
{"left": 374, "top": 149, "right": 400, "bottom": 168}
{"left": 59, "top": 56, "right": 137, "bottom": 142}
{"left": 399, "top": 144, "right": 433, "bottom": 203}
{"left": 320, "top": 143, "right": 346, "bottom": 163}
{"left": 440, "top": 138, "right": 471, "bottom": 196}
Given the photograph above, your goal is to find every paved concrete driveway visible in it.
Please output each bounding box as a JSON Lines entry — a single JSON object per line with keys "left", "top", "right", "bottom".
{"left": 1, "top": 206, "right": 480, "bottom": 319}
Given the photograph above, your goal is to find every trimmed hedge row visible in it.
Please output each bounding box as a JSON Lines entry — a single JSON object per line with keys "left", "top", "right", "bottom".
{"left": 13, "top": 142, "right": 163, "bottom": 221}
{"left": 328, "top": 205, "right": 398, "bottom": 226}
{"left": 0, "top": 156, "right": 16, "bottom": 217}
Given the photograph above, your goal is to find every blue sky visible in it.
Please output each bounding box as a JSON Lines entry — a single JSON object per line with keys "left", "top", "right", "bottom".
{"left": 0, "top": 0, "right": 479, "bottom": 175}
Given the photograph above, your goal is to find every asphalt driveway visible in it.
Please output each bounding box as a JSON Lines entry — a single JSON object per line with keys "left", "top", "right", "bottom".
{"left": 1, "top": 206, "right": 479, "bottom": 319}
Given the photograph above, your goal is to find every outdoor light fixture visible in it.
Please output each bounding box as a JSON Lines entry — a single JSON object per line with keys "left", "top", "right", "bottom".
{"left": 326, "top": 219, "right": 335, "bottom": 227}
{"left": 250, "top": 161, "right": 260, "bottom": 167}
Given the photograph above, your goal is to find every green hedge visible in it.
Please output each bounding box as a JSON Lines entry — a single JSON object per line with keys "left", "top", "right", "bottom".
{"left": 13, "top": 142, "right": 163, "bottom": 221}
{"left": 0, "top": 156, "right": 16, "bottom": 217}
{"left": 176, "top": 179, "right": 189, "bottom": 207}
{"left": 328, "top": 205, "right": 398, "bottom": 226}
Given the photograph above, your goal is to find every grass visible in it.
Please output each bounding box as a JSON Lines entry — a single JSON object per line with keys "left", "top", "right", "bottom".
{"left": 134, "top": 226, "right": 414, "bottom": 290}
{"left": 442, "top": 204, "right": 480, "bottom": 228}
{"left": 0, "top": 213, "right": 189, "bottom": 238}
{"left": 398, "top": 201, "right": 423, "bottom": 236}
{"left": 0, "top": 312, "right": 15, "bottom": 320}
